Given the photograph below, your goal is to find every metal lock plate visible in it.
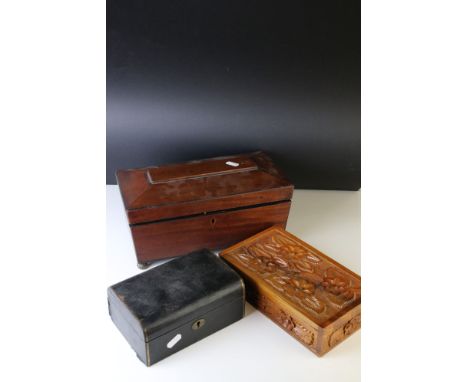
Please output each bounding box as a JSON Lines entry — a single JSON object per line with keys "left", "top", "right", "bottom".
{"left": 192, "top": 318, "right": 205, "bottom": 330}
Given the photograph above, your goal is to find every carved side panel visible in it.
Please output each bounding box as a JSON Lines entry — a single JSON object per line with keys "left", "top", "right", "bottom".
{"left": 250, "top": 289, "right": 319, "bottom": 352}
{"left": 327, "top": 313, "right": 361, "bottom": 350}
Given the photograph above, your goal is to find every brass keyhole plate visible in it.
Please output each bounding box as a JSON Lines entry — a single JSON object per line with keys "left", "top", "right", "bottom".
{"left": 192, "top": 318, "right": 206, "bottom": 330}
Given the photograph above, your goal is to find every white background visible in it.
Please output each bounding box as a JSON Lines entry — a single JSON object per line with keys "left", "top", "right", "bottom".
{"left": 1, "top": 1, "right": 468, "bottom": 381}
{"left": 107, "top": 187, "right": 360, "bottom": 381}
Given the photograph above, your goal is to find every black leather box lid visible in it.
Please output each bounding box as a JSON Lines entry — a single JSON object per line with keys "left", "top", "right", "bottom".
{"left": 107, "top": 249, "right": 244, "bottom": 342}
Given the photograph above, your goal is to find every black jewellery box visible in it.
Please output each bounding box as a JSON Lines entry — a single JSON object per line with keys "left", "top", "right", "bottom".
{"left": 107, "top": 249, "right": 245, "bottom": 366}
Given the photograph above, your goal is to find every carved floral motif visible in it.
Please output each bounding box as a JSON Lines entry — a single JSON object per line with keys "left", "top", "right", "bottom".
{"left": 229, "top": 231, "right": 361, "bottom": 323}
{"left": 222, "top": 228, "right": 361, "bottom": 355}
{"left": 328, "top": 314, "right": 361, "bottom": 348}
{"left": 255, "top": 292, "right": 315, "bottom": 346}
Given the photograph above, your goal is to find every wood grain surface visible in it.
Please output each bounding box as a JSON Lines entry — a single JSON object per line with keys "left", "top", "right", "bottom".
{"left": 116, "top": 152, "right": 293, "bottom": 265}
{"left": 132, "top": 202, "right": 291, "bottom": 263}
{"left": 220, "top": 226, "right": 361, "bottom": 356}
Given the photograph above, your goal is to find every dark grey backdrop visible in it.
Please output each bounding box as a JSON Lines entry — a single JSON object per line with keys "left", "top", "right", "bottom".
{"left": 107, "top": 0, "right": 360, "bottom": 190}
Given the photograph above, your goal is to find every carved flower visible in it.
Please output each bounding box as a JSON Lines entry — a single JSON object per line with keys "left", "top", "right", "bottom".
{"left": 321, "top": 268, "right": 353, "bottom": 299}
{"left": 237, "top": 252, "right": 262, "bottom": 268}
{"left": 293, "top": 324, "right": 315, "bottom": 345}
{"left": 288, "top": 277, "right": 316, "bottom": 295}
{"left": 246, "top": 243, "right": 294, "bottom": 273}
{"left": 342, "top": 315, "right": 360, "bottom": 336}
{"left": 343, "top": 321, "right": 354, "bottom": 336}
{"left": 279, "top": 310, "right": 296, "bottom": 331}
{"left": 283, "top": 244, "right": 308, "bottom": 257}
{"left": 301, "top": 295, "right": 326, "bottom": 314}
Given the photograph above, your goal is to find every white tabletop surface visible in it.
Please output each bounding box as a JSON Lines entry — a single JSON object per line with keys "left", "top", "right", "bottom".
{"left": 106, "top": 185, "right": 360, "bottom": 381}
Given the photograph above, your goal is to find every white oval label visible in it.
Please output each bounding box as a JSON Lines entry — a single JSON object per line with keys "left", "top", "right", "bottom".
{"left": 166, "top": 333, "right": 182, "bottom": 349}
{"left": 225, "top": 161, "right": 239, "bottom": 167}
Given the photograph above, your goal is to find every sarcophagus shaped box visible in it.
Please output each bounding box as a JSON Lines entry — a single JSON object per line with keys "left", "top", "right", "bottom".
{"left": 107, "top": 249, "right": 245, "bottom": 366}
{"left": 220, "top": 226, "right": 361, "bottom": 356}
{"left": 116, "top": 151, "right": 293, "bottom": 268}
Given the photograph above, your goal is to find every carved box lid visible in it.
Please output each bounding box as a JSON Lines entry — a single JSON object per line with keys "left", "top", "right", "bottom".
{"left": 220, "top": 226, "right": 361, "bottom": 329}
{"left": 116, "top": 151, "right": 293, "bottom": 224}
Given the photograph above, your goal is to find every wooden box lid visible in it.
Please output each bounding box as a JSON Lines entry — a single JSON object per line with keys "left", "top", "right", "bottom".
{"left": 116, "top": 152, "right": 293, "bottom": 224}
{"left": 220, "top": 226, "right": 361, "bottom": 355}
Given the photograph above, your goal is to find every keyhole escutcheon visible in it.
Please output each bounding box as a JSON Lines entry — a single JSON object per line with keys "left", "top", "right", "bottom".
{"left": 192, "top": 318, "right": 206, "bottom": 330}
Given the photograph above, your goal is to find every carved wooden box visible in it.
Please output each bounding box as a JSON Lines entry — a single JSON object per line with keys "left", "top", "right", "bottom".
{"left": 220, "top": 226, "right": 360, "bottom": 356}
{"left": 116, "top": 152, "right": 293, "bottom": 268}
